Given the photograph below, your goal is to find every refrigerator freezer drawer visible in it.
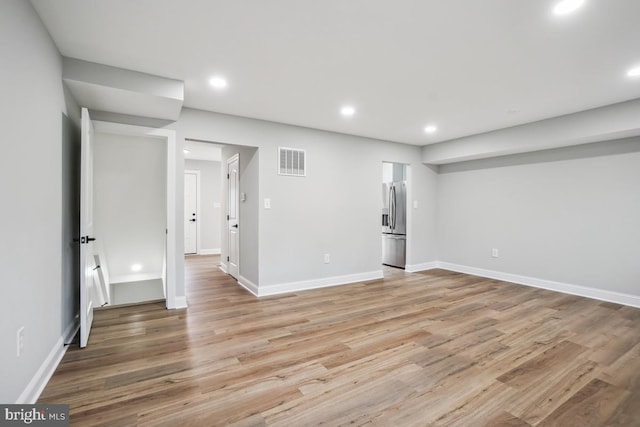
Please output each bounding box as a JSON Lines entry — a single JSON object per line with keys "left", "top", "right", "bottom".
{"left": 382, "top": 234, "right": 406, "bottom": 268}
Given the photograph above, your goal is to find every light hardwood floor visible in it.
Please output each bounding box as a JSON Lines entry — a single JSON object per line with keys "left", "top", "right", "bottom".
{"left": 39, "top": 255, "right": 640, "bottom": 426}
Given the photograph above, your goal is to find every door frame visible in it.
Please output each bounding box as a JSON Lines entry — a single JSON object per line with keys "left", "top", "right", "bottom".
{"left": 92, "top": 121, "right": 182, "bottom": 309}
{"left": 184, "top": 169, "right": 201, "bottom": 255}
{"left": 226, "top": 153, "right": 240, "bottom": 278}
{"left": 381, "top": 161, "right": 412, "bottom": 271}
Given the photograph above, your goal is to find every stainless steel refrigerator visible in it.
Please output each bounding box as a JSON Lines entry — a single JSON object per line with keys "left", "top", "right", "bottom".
{"left": 382, "top": 181, "right": 406, "bottom": 268}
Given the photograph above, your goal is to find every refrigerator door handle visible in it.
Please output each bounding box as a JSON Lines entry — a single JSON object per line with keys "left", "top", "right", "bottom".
{"left": 390, "top": 186, "right": 396, "bottom": 230}
{"left": 388, "top": 187, "right": 392, "bottom": 230}
{"left": 387, "top": 186, "right": 392, "bottom": 230}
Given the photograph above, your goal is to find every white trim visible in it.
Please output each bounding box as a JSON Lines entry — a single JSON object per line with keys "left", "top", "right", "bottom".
{"left": 219, "top": 262, "right": 228, "bottom": 274}
{"left": 404, "top": 165, "right": 412, "bottom": 272}
{"left": 172, "top": 296, "right": 188, "bottom": 309}
{"left": 237, "top": 275, "right": 259, "bottom": 296}
{"left": 92, "top": 121, "right": 178, "bottom": 310}
{"left": 165, "top": 129, "right": 178, "bottom": 310}
{"left": 162, "top": 242, "right": 167, "bottom": 299}
{"left": 184, "top": 169, "right": 201, "bottom": 255}
{"left": 17, "top": 319, "right": 78, "bottom": 404}
{"left": 257, "top": 270, "right": 384, "bottom": 297}
{"left": 437, "top": 262, "right": 640, "bottom": 309}
{"left": 199, "top": 248, "right": 221, "bottom": 255}
{"left": 214, "top": 252, "right": 640, "bottom": 309}
{"left": 405, "top": 261, "right": 439, "bottom": 273}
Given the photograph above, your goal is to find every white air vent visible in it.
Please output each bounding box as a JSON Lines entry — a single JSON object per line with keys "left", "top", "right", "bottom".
{"left": 278, "top": 147, "right": 306, "bottom": 177}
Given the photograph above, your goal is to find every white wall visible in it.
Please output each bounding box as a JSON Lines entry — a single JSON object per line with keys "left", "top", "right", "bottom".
{"left": 169, "top": 108, "right": 438, "bottom": 294}
{"left": 0, "top": 0, "right": 80, "bottom": 403}
{"left": 2, "top": 0, "right": 638, "bottom": 403}
{"left": 437, "top": 138, "right": 640, "bottom": 297}
{"left": 94, "top": 133, "right": 167, "bottom": 284}
{"left": 184, "top": 159, "right": 222, "bottom": 253}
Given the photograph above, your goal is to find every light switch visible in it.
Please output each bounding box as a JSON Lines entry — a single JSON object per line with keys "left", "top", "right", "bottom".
{"left": 413, "top": 200, "right": 418, "bottom": 209}
{"left": 264, "top": 198, "right": 271, "bottom": 209}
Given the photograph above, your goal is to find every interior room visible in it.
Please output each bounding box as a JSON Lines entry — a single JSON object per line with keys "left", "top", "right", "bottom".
{"left": 1, "top": 0, "right": 639, "bottom": 425}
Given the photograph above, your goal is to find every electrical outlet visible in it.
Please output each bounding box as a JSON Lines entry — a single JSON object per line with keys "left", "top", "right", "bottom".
{"left": 17, "top": 327, "right": 24, "bottom": 357}
{"left": 492, "top": 248, "right": 499, "bottom": 258}
{"left": 324, "top": 253, "right": 330, "bottom": 264}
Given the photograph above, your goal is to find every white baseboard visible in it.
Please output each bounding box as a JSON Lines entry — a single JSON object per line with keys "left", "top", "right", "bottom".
{"left": 199, "top": 248, "right": 221, "bottom": 255}
{"left": 219, "top": 263, "right": 228, "bottom": 274}
{"left": 237, "top": 275, "right": 259, "bottom": 296}
{"left": 405, "top": 261, "right": 439, "bottom": 273}
{"left": 257, "top": 270, "right": 384, "bottom": 297}
{"left": 17, "top": 317, "right": 78, "bottom": 404}
{"left": 219, "top": 258, "right": 640, "bottom": 309}
{"left": 168, "top": 296, "right": 188, "bottom": 309}
{"left": 437, "top": 262, "right": 640, "bottom": 309}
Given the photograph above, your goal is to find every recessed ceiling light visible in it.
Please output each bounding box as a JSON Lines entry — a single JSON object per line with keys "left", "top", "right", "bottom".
{"left": 340, "top": 106, "right": 356, "bottom": 117}
{"left": 553, "top": 0, "right": 585, "bottom": 16}
{"left": 209, "top": 76, "right": 228, "bottom": 89}
{"left": 627, "top": 65, "right": 640, "bottom": 78}
{"left": 424, "top": 125, "right": 437, "bottom": 134}
{"left": 183, "top": 149, "right": 190, "bottom": 154}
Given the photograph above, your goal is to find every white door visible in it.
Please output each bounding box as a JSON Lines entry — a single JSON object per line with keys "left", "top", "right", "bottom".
{"left": 227, "top": 154, "right": 239, "bottom": 278}
{"left": 80, "top": 108, "right": 96, "bottom": 348}
{"left": 184, "top": 171, "right": 198, "bottom": 254}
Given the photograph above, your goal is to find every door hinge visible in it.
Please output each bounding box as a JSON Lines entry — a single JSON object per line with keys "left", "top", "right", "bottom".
{"left": 227, "top": 214, "right": 229, "bottom": 220}
{"left": 227, "top": 173, "right": 230, "bottom": 179}
{"left": 227, "top": 256, "right": 230, "bottom": 262}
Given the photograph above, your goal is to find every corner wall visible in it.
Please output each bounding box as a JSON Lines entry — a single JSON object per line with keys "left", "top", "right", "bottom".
{"left": 436, "top": 138, "right": 640, "bottom": 301}
{"left": 170, "top": 108, "right": 438, "bottom": 295}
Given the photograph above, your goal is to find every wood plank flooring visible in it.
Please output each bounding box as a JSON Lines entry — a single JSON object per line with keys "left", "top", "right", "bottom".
{"left": 39, "top": 256, "right": 640, "bottom": 426}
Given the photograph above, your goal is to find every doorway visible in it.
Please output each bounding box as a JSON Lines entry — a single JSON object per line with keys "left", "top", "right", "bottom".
{"left": 181, "top": 141, "right": 259, "bottom": 294}
{"left": 183, "top": 140, "right": 224, "bottom": 259}
{"left": 79, "top": 117, "right": 177, "bottom": 347}
{"left": 92, "top": 121, "right": 177, "bottom": 307}
{"left": 93, "top": 130, "right": 166, "bottom": 307}
{"left": 184, "top": 170, "right": 200, "bottom": 254}
{"left": 382, "top": 162, "right": 408, "bottom": 272}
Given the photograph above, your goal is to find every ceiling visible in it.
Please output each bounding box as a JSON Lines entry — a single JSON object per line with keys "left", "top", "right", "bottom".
{"left": 31, "top": 0, "right": 640, "bottom": 146}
